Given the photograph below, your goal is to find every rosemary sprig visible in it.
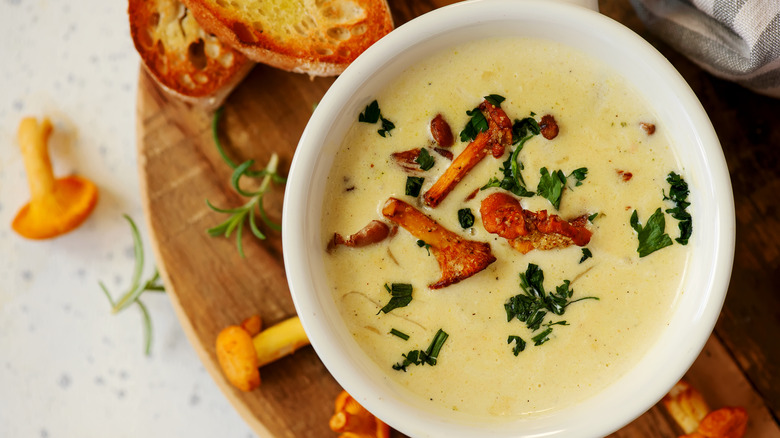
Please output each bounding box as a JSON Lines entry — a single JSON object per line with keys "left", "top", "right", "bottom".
{"left": 206, "top": 107, "right": 287, "bottom": 257}
{"left": 99, "top": 214, "right": 165, "bottom": 356}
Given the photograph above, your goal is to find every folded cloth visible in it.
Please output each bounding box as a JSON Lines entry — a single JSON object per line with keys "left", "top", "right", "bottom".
{"left": 630, "top": 0, "right": 780, "bottom": 97}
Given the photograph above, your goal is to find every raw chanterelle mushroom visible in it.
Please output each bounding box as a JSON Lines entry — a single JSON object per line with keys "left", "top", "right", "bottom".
{"left": 215, "top": 315, "right": 310, "bottom": 391}
{"left": 12, "top": 117, "right": 98, "bottom": 239}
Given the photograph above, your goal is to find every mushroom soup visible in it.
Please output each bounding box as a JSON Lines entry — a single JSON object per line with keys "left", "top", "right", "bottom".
{"left": 321, "top": 37, "right": 692, "bottom": 419}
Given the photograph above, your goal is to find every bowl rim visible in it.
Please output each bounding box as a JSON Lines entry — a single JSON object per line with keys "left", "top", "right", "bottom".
{"left": 283, "top": 1, "right": 735, "bottom": 437}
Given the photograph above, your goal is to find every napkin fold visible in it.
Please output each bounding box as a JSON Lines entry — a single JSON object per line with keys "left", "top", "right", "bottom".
{"left": 630, "top": 0, "right": 780, "bottom": 98}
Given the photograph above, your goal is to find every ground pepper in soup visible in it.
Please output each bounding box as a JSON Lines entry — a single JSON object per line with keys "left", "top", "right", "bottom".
{"left": 321, "top": 37, "right": 693, "bottom": 419}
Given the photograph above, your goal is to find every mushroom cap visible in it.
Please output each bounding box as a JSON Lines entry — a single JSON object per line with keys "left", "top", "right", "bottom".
{"left": 216, "top": 325, "right": 261, "bottom": 392}
{"left": 12, "top": 175, "right": 98, "bottom": 239}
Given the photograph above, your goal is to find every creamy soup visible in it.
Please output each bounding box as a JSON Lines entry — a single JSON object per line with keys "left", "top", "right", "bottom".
{"left": 321, "top": 37, "right": 691, "bottom": 419}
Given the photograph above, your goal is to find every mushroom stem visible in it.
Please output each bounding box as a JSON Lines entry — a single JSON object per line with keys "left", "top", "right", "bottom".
{"left": 253, "top": 316, "right": 310, "bottom": 367}
{"left": 216, "top": 315, "right": 310, "bottom": 391}
{"left": 18, "top": 117, "right": 55, "bottom": 203}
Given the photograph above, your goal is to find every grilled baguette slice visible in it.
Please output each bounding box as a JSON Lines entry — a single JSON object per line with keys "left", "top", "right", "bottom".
{"left": 129, "top": 0, "right": 254, "bottom": 108}
{"left": 180, "top": 0, "right": 394, "bottom": 76}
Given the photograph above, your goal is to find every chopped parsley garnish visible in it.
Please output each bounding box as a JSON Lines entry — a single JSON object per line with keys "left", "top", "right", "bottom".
{"left": 416, "top": 239, "right": 432, "bottom": 255}
{"left": 358, "top": 100, "right": 395, "bottom": 137}
{"left": 588, "top": 212, "right": 599, "bottom": 222}
{"left": 537, "top": 168, "right": 567, "bottom": 210}
{"left": 507, "top": 335, "right": 526, "bottom": 356}
{"left": 630, "top": 208, "right": 673, "bottom": 257}
{"left": 358, "top": 100, "right": 380, "bottom": 123}
{"left": 663, "top": 172, "right": 692, "bottom": 245}
{"left": 378, "top": 283, "right": 413, "bottom": 314}
{"left": 537, "top": 167, "right": 588, "bottom": 210}
{"left": 504, "top": 264, "right": 598, "bottom": 349}
{"left": 458, "top": 208, "right": 475, "bottom": 229}
{"left": 390, "top": 329, "right": 410, "bottom": 341}
{"left": 405, "top": 176, "right": 424, "bottom": 197}
{"left": 415, "top": 147, "right": 435, "bottom": 171}
{"left": 484, "top": 94, "right": 506, "bottom": 107}
{"left": 460, "top": 107, "right": 489, "bottom": 142}
{"left": 392, "top": 329, "right": 449, "bottom": 371}
{"left": 579, "top": 248, "right": 593, "bottom": 263}
{"left": 460, "top": 94, "right": 508, "bottom": 142}
{"left": 480, "top": 116, "right": 541, "bottom": 198}
{"left": 531, "top": 327, "right": 553, "bottom": 346}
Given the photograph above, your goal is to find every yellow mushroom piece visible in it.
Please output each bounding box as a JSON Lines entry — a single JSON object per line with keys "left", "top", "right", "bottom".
{"left": 215, "top": 315, "right": 310, "bottom": 391}
{"left": 12, "top": 117, "right": 98, "bottom": 239}
{"left": 329, "top": 390, "right": 391, "bottom": 438}
{"left": 663, "top": 380, "right": 749, "bottom": 438}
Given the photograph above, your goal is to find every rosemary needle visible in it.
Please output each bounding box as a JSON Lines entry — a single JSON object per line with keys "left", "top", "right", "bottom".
{"left": 206, "top": 107, "right": 287, "bottom": 257}
{"left": 100, "top": 214, "right": 165, "bottom": 356}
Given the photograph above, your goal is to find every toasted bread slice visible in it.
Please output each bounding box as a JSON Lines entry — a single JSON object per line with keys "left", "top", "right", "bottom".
{"left": 179, "top": 0, "right": 394, "bottom": 76}
{"left": 129, "top": 0, "right": 254, "bottom": 108}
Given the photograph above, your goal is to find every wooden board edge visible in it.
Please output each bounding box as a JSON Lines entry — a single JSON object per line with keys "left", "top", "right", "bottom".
{"left": 134, "top": 68, "right": 274, "bottom": 438}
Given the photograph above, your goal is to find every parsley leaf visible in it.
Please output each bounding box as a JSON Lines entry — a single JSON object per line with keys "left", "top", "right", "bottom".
{"left": 507, "top": 335, "right": 526, "bottom": 356}
{"left": 378, "top": 283, "right": 413, "bottom": 314}
{"left": 458, "top": 208, "right": 475, "bottom": 229}
{"left": 505, "top": 264, "right": 598, "bottom": 344}
{"left": 630, "top": 208, "right": 674, "bottom": 257}
{"left": 378, "top": 116, "right": 395, "bottom": 137}
{"left": 568, "top": 167, "right": 588, "bottom": 187}
{"left": 405, "top": 176, "right": 424, "bottom": 197}
{"left": 663, "top": 172, "right": 692, "bottom": 245}
{"left": 484, "top": 94, "right": 506, "bottom": 107}
{"left": 532, "top": 327, "right": 553, "bottom": 346}
{"left": 358, "top": 100, "right": 380, "bottom": 123}
{"left": 359, "top": 100, "right": 395, "bottom": 137}
{"left": 416, "top": 239, "right": 432, "bottom": 256}
{"left": 512, "top": 117, "right": 541, "bottom": 143}
{"left": 588, "top": 212, "right": 599, "bottom": 222}
{"left": 415, "top": 147, "right": 435, "bottom": 171}
{"left": 392, "top": 329, "right": 449, "bottom": 371}
{"left": 579, "top": 248, "right": 593, "bottom": 263}
{"left": 460, "top": 107, "right": 489, "bottom": 142}
{"left": 537, "top": 167, "right": 567, "bottom": 210}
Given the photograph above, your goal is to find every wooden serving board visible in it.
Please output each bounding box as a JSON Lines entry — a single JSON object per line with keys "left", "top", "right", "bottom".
{"left": 136, "top": 1, "right": 780, "bottom": 437}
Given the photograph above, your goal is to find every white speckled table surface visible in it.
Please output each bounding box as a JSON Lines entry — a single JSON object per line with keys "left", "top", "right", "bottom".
{"left": 0, "top": 1, "right": 254, "bottom": 436}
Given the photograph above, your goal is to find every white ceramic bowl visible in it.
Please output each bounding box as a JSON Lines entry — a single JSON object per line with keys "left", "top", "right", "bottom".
{"left": 282, "top": 1, "right": 735, "bottom": 436}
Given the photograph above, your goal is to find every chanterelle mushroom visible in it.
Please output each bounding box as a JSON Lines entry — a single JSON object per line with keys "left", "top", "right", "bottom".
{"left": 329, "top": 390, "right": 390, "bottom": 438}
{"left": 663, "top": 380, "right": 748, "bottom": 438}
{"left": 12, "top": 117, "right": 98, "bottom": 239}
{"left": 382, "top": 197, "right": 495, "bottom": 289}
{"left": 215, "top": 315, "right": 310, "bottom": 391}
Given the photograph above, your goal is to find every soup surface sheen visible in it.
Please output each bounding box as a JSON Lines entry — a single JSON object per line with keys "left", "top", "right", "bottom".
{"left": 321, "top": 37, "right": 691, "bottom": 419}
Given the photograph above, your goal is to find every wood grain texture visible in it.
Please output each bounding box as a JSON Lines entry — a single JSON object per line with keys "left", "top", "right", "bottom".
{"left": 137, "top": 1, "right": 780, "bottom": 436}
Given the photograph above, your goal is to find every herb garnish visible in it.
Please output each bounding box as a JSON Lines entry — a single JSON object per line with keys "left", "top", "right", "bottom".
{"left": 416, "top": 147, "right": 435, "bottom": 171}
{"left": 458, "top": 208, "right": 475, "bottom": 229}
{"left": 392, "top": 329, "right": 449, "bottom": 371}
{"left": 405, "top": 176, "right": 424, "bottom": 197}
{"left": 378, "top": 283, "right": 414, "bottom": 314}
{"left": 359, "top": 100, "right": 395, "bottom": 137}
{"left": 663, "top": 172, "right": 692, "bottom": 245}
{"left": 537, "top": 167, "right": 588, "bottom": 210}
{"left": 507, "top": 335, "right": 526, "bottom": 356}
{"left": 480, "top": 116, "right": 540, "bottom": 197}
{"left": 460, "top": 107, "right": 489, "bottom": 142}
{"left": 537, "top": 168, "right": 567, "bottom": 210}
{"left": 99, "top": 215, "right": 166, "bottom": 356}
{"left": 484, "top": 94, "right": 506, "bottom": 107}
{"left": 206, "top": 107, "right": 286, "bottom": 258}
{"left": 390, "top": 329, "right": 410, "bottom": 341}
{"left": 580, "top": 248, "right": 593, "bottom": 263}
{"left": 588, "top": 212, "right": 599, "bottom": 222}
{"left": 630, "top": 208, "right": 673, "bottom": 257}
{"left": 416, "top": 239, "right": 432, "bottom": 255}
{"left": 504, "top": 264, "right": 598, "bottom": 351}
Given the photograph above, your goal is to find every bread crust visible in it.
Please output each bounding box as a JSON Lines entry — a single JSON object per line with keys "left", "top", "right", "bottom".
{"left": 129, "top": 0, "right": 254, "bottom": 108}
{"left": 179, "top": 0, "right": 394, "bottom": 76}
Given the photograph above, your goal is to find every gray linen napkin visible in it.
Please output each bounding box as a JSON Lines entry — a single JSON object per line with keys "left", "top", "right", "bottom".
{"left": 630, "top": 0, "right": 780, "bottom": 97}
